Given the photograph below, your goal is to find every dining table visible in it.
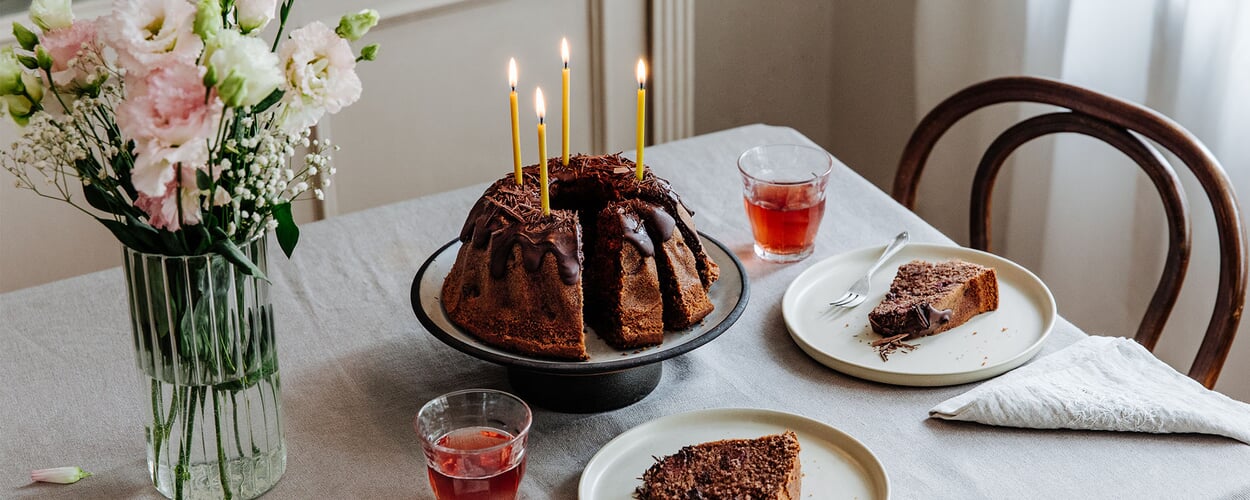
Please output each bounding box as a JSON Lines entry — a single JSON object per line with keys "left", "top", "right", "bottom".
{"left": 3, "top": 124, "right": 1249, "bottom": 499}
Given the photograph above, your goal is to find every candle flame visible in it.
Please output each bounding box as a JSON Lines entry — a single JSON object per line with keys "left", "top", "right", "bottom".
{"left": 636, "top": 59, "right": 647, "bottom": 89}
{"left": 535, "top": 87, "right": 546, "bottom": 120}
{"left": 508, "top": 58, "right": 517, "bottom": 89}
{"left": 561, "top": 38, "right": 570, "bottom": 67}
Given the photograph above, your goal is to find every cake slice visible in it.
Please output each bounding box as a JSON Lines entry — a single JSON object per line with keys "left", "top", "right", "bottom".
{"left": 868, "top": 259, "right": 999, "bottom": 339}
{"left": 584, "top": 201, "right": 665, "bottom": 349}
{"left": 636, "top": 431, "right": 801, "bottom": 500}
{"left": 634, "top": 201, "right": 715, "bottom": 329}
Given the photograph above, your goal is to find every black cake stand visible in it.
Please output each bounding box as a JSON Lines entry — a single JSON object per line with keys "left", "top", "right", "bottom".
{"left": 411, "top": 233, "right": 748, "bottom": 413}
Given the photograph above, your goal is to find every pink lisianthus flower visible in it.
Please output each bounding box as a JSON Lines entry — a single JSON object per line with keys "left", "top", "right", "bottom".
{"left": 134, "top": 163, "right": 205, "bottom": 231}
{"left": 39, "top": 19, "right": 105, "bottom": 92}
{"left": 102, "top": 0, "right": 201, "bottom": 76}
{"left": 278, "top": 22, "right": 361, "bottom": 131}
{"left": 129, "top": 140, "right": 208, "bottom": 199}
{"left": 117, "top": 61, "right": 221, "bottom": 148}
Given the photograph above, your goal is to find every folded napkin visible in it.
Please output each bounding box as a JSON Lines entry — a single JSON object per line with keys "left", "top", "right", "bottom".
{"left": 930, "top": 336, "right": 1250, "bottom": 444}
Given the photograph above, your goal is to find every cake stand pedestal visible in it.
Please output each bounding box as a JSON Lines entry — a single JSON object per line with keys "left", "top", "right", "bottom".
{"left": 507, "top": 364, "right": 662, "bottom": 413}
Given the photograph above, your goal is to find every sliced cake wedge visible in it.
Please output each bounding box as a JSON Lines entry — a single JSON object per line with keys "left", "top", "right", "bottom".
{"left": 636, "top": 431, "right": 801, "bottom": 500}
{"left": 868, "top": 259, "right": 999, "bottom": 339}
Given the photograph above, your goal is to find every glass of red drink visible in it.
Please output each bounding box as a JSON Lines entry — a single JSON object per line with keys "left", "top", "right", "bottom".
{"left": 738, "top": 144, "right": 834, "bottom": 263}
{"left": 415, "top": 389, "right": 532, "bottom": 500}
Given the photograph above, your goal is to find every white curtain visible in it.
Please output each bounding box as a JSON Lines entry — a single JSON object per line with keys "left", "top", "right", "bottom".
{"left": 913, "top": 0, "right": 1250, "bottom": 400}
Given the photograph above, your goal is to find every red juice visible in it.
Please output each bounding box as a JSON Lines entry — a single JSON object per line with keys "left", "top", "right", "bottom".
{"left": 427, "top": 427, "right": 525, "bottom": 500}
{"left": 744, "top": 183, "right": 826, "bottom": 255}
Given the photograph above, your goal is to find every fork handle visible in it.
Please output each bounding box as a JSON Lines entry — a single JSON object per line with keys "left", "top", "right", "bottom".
{"left": 866, "top": 231, "right": 910, "bottom": 278}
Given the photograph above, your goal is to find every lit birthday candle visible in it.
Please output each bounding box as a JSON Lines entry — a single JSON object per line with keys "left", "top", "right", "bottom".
{"left": 635, "top": 59, "right": 647, "bottom": 180}
{"left": 561, "top": 38, "right": 570, "bottom": 166}
{"left": 509, "top": 58, "right": 522, "bottom": 184}
{"left": 536, "top": 87, "right": 550, "bottom": 215}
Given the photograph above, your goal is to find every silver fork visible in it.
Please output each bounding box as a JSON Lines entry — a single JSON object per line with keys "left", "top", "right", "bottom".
{"left": 829, "top": 231, "right": 910, "bottom": 308}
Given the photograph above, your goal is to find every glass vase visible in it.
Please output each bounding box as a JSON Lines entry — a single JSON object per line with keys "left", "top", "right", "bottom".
{"left": 123, "top": 239, "right": 286, "bottom": 500}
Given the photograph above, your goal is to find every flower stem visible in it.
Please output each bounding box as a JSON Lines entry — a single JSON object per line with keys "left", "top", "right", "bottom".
{"left": 213, "top": 388, "right": 233, "bottom": 499}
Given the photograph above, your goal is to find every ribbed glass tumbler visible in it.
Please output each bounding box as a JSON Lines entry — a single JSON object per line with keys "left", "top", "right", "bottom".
{"left": 123, "top": 240, "right": 285, "bottom": 500}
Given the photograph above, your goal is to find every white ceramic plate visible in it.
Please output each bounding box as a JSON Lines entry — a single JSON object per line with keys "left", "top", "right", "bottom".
{"left": 783, "top": 243, "right": 1056, "bottom": 386}
{"left": 578, "top": 408, "right": 889, "bottom": 500}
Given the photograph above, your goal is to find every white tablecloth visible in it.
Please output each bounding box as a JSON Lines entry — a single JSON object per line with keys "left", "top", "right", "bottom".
{"left": 3, "top": 124, "right": 1247, "bottom": 499}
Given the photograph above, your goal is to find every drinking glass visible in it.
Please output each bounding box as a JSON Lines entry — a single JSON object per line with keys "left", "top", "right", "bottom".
{"left": 738, "top": 144, "right": 834, "bottom": 262}
{"left": 415, "top": 389, "right": 532, "bottom": 500}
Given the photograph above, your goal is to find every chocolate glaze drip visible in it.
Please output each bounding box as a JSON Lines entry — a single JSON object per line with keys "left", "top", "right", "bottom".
{"left": 637, "top": 202, "right": 676, "bottom": 241}
{"left": 618, "top": 208, "right": 655, "bottom": 257}
{"left": 867, "top": 302, "right": 952, "bottom": 337}
{"left": 459, "top": 154, "right": 700, "bottom": 286}
{"left": 913, "top": 303, "right": 953, "bottom": 336}
{"left": 460, "top": 172, "right": 583, "bottom": 285}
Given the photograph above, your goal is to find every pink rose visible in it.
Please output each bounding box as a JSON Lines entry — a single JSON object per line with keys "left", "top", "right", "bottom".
{"left": 134, "top": 164, "right": 203, "bottom": 231}
{"left": 102, "top": 0, "right": 201, "bottom": 75}
{"left": 279, "top": 22, "right": 362, "bottom": 131}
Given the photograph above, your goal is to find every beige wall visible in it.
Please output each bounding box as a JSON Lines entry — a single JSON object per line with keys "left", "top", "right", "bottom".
{"left": 693, "top": 0, "right": 917, "bottom": 193}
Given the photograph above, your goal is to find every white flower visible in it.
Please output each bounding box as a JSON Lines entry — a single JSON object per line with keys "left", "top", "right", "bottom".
{"left": 130, "top": 140, "right": 208, "bottom": 197}
{"left": 30, "top": 0, "right": 74, "bottom": 32}
{"left": 236, "top": 0, "right": 278, "bottom": 34}
{"left": 278, "top": 22, "right": 361, "bottom": 131}
{"left": 31, "top": 467, "right": 91, "bottom": 484}
{"left": 102, "top": 0, "right": 202, "bottom": 75}
{"left": 209, "top": 30, "right": 282, "bottom": 108}
{"left": 213, "top": 185, "right": 232, "bottom": 206}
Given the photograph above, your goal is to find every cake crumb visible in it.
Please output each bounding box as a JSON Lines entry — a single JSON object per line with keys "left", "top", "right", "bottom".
{"left": 1001, "top": 327, "right": 1008, "bottom": 332}
{"left": 972, "top": 331, "right": 977, "bottom": 335}
{"left": 871, "top": 334, "right": 918, "bottom": 361}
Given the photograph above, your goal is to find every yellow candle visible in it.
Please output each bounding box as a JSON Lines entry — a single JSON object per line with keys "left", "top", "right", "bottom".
{"left": 561, "top": 38, "right": 570, "bottom": 166}
{"left": 509, "top": 58, "right": 522, "bottom": 184}
{"left": 635, "top": 59, "right": 647, "bottom": 180}
{"left": 536, "top": 87, "right": 550, "bottom": 215}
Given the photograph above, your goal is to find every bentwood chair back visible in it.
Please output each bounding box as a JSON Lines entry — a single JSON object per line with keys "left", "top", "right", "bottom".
{"left": 892, "top": 76, "right": 1247, "bottom": 388}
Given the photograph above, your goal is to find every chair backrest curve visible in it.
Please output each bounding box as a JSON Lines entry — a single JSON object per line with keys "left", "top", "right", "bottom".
{"left": 892, "top": 76, "right": 1246, "bottom": 388}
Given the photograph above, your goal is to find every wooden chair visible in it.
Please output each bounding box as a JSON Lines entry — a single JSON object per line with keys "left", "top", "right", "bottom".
{"left": 892, "top": 76, "right": 1247, "bottom": 388}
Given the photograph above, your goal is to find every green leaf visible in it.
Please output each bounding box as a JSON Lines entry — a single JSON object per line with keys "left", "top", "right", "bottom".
{"left": 96, "top": 217, "right": 153, "bottom": 253}
{"left": 252, "top": 89, "right": 284, "bottom": 114}
{"left": 210, "top": 238, "right": 267, "bottom": 280}
{"left": 272, "top": 202, "right": 298, "bottom": 258}
{"left": 83, "top": 183, "right": 117, "bottom": 214}
{"left": 196, "top": 169, "right": 213, "bottom": 190}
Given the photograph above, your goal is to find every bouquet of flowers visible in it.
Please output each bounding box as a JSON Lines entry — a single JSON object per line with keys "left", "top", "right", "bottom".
{"left": 2, "top": 1, "right": 380, "bottom": 498}
{"left": 2, "top": 0, "right": 380, "bottom": 273}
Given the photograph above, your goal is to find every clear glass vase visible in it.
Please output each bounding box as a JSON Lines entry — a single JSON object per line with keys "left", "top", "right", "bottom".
{"left": 123, "top": 240, "right": 286, "bottom": 500}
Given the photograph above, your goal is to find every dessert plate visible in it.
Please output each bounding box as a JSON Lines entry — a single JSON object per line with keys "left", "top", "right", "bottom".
{"left": 411, "top": 233, "right": 748, "bottom": 374}
{"left": 579, "top": 408, "right": 889, "bottom": 500}
{"left": 783, "top": 243, "right": 1056, "bottom": 386}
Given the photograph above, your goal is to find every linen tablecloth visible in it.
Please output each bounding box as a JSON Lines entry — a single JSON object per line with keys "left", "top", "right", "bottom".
{"left": 3, "top": 125, "right": 1248, "bottom": 499}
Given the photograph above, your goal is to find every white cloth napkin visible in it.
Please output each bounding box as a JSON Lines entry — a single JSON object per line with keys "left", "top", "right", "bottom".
{"left": 929, "top": 336, "right": 1250, "bottom": 444}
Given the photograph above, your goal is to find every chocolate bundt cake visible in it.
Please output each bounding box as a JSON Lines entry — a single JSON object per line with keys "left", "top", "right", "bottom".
{"left": 868, "top": 259, "right": 998, "bottom": 339}
{"left": 441, "top": 154, "right": 719, "bottom": 360}
{"left": 636, "top": 431, "right": 802, "bottom": 500}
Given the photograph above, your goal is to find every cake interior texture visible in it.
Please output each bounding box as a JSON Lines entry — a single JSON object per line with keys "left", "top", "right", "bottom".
{"left": 636, "top": 431, "right": 802, "bottom": 500}
{"left": 441, "top": 154, "right": 719, "bottom": 360}
{"left": 868, "top": 259, "right": 999, "bottom": 338}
